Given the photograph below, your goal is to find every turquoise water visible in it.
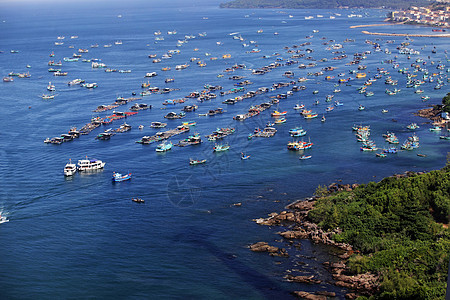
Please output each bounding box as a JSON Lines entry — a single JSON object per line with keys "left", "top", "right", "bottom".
{"left": 0, "top": 1, "right": 448, "bottom": 298}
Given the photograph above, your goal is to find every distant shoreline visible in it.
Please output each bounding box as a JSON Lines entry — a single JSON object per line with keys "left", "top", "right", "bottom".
{"left": 360, "top": 30, "right": 450, "bottom": 38}
{"left": 349, "top": 22, "right": 401, "bottom": 29}
{"left": 349, "top": 22, "right": 450, "bottom": 37}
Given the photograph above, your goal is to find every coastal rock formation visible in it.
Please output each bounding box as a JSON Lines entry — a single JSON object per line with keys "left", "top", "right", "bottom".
{"left": 253, "top": 210, "right": 296, "bottom": 226}
{"left": 291, "top": 291, "right": 326, "bottom": 300}
{"left": 285, "top": 274, "right": 321, "bottom": 284}
{"left": 414, "top": 106, "right": 445, "bottom": 123}
{"left": 252, "top": 195, "right": 379, "bottom": 297}
{"left": 249, "top": 242, "right": 289, "bottom": 257}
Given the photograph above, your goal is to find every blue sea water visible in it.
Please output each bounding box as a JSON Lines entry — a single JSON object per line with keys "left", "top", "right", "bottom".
{"left": 0, "top": 0, "right": 449, "bottom": 298}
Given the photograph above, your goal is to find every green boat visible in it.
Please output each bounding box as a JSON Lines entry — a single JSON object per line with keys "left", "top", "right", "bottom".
{"left": 213, "top": 144, "right": 230, "bottom": 152}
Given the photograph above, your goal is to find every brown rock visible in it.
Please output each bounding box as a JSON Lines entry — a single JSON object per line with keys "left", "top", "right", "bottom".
{"left": 271, "top": 248, "right": 289, "bottom": 257}
{"left": 292, "top": 291, "right": 326, "bottom": 300}
{"left": 316, "top": 291, "right": 336, "bottom": 297}
{"left": 249, "top": 242, "right": 279, "bottom": 253}
{"left": 345, "top": 293, "right": 358, "bottom": 299}
{"left": 285, "top": 274, "right": 321, "bottom": 284}
{"left": 279, "top": 230, "right": 309, "bottom": 239}
{"left": 335, "top": 280, "right": 354, "bottom": 289}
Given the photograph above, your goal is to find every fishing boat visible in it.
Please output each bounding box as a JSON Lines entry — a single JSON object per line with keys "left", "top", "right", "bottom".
{"left": 429, "top": 126, "right": 441, "bottom": 132}
{"left": 376, "top": 153, "right": 387, "bottom": 158}
{"left": 64, "top": 159, "right": 77, "bottom": 176}
{"left": 287, "top": 140, "right": 313, "bottom": 151}
{"left": 41, "top": 94, "right": 55, "bottom": 99}
{"left": 321, "top": 115, "right": 326, "bottom": 122}
{"left": 293, "top": 104, "right": 305, "bottom": 110}
{"left": 47, "top": 82, "right": 56, "bottom": 91}
{"left": 383, "top": 147, "right": 398, "bottom": 154}
{"left": 304, "top": 113, "right": 318, "bottom": 119}
{"left": 132, "top": 198, "right": 145, "bottom": 203}
{"left": 150, "top": 122, "right": 167, "bottom": 128}
{"left": 406, "top": 123, "right": 419, "bottom": 130}
{"left": 274, "top": 117, "right": 286, "bottom": 124}
{"left": 182, "top": 121, "right": 197, "bottom": 127}
{"left": 289, "top": 127, "right": 306, "bottom": 137}
{"left": 77, "top": 157, "right": 105, "bottom": 171}
{"left": 213, "top": 144, "right": 230, "bottom": 152}
{"left": 271, "top": 110, "right": 287, "bottom": 117}
{"left": 112, "top": 172, "right": 132, "bottom": 182}
{"left": 189, "top": 158, "right": 206, "bottom": 165}
{"left": 155, "top": 141, "right": 173, "bottom": 152}
{"left": 358, "top": 104, "right": 365, "bottom": 111}
{"left": 299, "top": 155, "right": 312, "bottom": 160}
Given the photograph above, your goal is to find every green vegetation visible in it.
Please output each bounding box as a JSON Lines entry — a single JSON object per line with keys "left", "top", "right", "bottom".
{"left": 219, "top": 0, "right": 429, "bottom": 10}
{"left": 442, "top": 92, "right": 450, "bottom": 113}
{"left": 309, "top": 163, "right": 450, "bottom": 299}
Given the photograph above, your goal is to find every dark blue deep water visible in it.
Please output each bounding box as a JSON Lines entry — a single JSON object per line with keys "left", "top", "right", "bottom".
{"left": 0, "top": 0, "right": 448, "bottom": 298}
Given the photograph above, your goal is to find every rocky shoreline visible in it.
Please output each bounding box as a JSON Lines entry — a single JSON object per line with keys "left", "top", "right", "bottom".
{"left": 249, "top": 170, "right": 438, "bottom": 298}
{"left": 251, "top": 193, "right": 379, "bottom": 299}
{"left": 414, "top": 105, "right": 448, "bottom": 126}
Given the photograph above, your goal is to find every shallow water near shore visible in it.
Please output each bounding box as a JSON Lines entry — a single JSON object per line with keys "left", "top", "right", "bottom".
{"left": 0, "top": 0, "right": 448, "bottom": 298}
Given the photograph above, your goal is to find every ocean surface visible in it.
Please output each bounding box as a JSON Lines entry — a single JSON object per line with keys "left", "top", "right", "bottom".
{"left": 0, "top": 0, "right": 448, "bottom": 298}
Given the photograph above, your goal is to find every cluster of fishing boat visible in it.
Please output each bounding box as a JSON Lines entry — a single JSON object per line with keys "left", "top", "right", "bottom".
{"left": 7, "top": 19, "right": 446, "bottom": 175}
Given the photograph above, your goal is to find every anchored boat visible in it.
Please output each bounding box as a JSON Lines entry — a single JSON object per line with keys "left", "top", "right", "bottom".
{"left": 112, "top": 172, "right": 132, "bottom": 182}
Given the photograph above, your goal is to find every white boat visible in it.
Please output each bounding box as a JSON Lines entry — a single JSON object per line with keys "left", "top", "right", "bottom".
{"left": 64, "top": 159, "right": 77, "bottom": 176}
{"left": 47, "top": 82, "right": 55, "bottom": 91}
{"left": 0, "top": 213, "right": 9, "bottom": 224}
{"left": 77, "top": 157, "right": 105, "bottom": 172}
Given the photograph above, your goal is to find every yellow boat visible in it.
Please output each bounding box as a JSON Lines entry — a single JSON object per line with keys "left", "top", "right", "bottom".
{"left": 356, "top": 73, "right": 366, "bottom": 79}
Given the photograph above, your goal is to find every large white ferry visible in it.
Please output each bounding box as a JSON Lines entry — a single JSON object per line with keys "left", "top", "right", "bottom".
{"left": 77, "top": 157, "right": 105, "bottom": 172}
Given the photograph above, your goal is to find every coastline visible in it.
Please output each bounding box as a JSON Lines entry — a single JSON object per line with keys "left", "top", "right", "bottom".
{"left": 251, "top": 183, "right": 381, "bottom": 299}
{"left": 360, "top": 30, "right": 450, "bottom": 38}
{"left": 250, "top": 169, "right": 449, "bottom": 299}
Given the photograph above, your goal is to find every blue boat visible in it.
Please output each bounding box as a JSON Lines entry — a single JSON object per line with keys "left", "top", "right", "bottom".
{"left": 289, "top": 126, "right": 307, "bottom": 137}
{"left": 155, "top": 141, "right": 173, "bottom": 152}
{"left": 241, "top": 152, "right": 250, "bottom": 160}
{"left": 112, "top": 172, "right": 132, "bottom": 182}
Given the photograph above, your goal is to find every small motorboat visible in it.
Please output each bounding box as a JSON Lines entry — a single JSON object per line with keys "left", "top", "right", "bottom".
{"left": 241, "top": 152, "right": 250, "bottom": 160}
{"left": 132, "top": 198, "right": 145, "bottom": 203}
{"left": 0, "top": 213, "right": 9, "bottom": 224}
{"left": 189, "top": 158, "right": 207, "bottom": 165}
{"left": 156, "top": 141, "right": 172, "bottom": 152}
{"left": 213, "top": 144, "right": 230, "bottom": 152}
{"left": 112, "top": 172, "right": 132, "bottom": 182}
{"left": 299, "top": 155, "right": 312, "bottom": 160}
